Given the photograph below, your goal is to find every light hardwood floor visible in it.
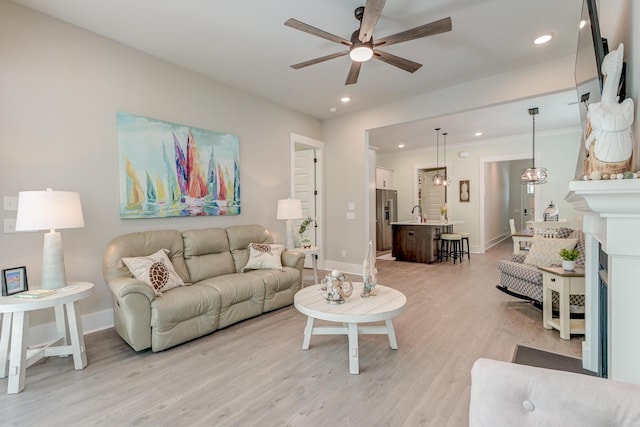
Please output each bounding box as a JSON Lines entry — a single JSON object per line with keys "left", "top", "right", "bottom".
{"left": 0, "top": 241, "right": 582, "bottom": 426}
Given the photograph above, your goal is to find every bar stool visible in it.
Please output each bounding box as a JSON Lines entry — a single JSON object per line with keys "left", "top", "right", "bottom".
{"left": 459, "top": 232, "right": 470, "bottom": 260}
{"left": 439, "top": 233, "right": 462, "bottom": 264}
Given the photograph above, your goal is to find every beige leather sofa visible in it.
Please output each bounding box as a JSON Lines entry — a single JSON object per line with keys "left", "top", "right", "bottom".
{"left": 470, "top": 358, "right": 640, "bottom": 426}
{"left": 103, "top": 224, "right": 305, "bottom": 352}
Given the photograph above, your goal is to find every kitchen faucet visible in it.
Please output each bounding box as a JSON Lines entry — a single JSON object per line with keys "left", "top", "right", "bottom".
{"left": 411, "top": 205, "right": 422, "bottom": 222}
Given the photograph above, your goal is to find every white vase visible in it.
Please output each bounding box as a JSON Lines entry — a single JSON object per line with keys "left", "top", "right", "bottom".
{"left": 562, "top": 260, "right": 575, "bottom": 271}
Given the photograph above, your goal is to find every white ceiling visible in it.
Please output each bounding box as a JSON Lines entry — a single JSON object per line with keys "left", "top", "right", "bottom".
{"left": 12, "top": 0, "right": 587, "bottom": 151}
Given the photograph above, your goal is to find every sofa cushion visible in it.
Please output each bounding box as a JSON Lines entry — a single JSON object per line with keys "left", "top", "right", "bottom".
{"left": 242, "top": 243, "right": 284, "bottom": 271}
{"left": 150, "top": 284, "right": 222, "bottom": 351}
{"left": 103, "top": 229, "right": 190, "bottom": 284}
{"left": 498, "top": 260, "right": 543, "bottom": 285}
{"left": 226, "top": 224, "right": 273, "bottom": 272}
{"left": 524, "top": 237, "right": 577, "bottom": 267}
{"left": 198, "top": 273, "right": 266, "bottom": 328}
{"left": 122, "top": 249, "right": 186, "bottom": 296}
{"left": 182, "top": 228, "right": 236, "bottom": 281}
{"left": 247, "top": 267, "right": 302, "bottom": 312}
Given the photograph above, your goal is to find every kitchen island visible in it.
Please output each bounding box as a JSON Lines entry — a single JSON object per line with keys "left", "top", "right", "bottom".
{"left": 391, "top": 220, "right": 464, "bottom": 264}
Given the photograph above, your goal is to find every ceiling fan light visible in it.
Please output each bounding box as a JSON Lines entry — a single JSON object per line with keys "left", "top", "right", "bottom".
{"left": 350, "top": 44, "right": 373, "bottom": 62}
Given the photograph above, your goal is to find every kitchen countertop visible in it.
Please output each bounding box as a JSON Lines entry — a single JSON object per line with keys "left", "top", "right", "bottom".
{"left": 391, "top": 220, "right": 465, "bottom": 226}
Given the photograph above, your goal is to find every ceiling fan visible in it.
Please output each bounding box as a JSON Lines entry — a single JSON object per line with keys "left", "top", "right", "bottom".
{"left": 284, "top": 0, "right": 452, "bottom": 85}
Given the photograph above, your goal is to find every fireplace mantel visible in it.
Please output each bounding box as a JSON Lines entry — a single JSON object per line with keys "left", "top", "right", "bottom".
{"left": 567, "top": 179, "right": 640, "bottom": 383}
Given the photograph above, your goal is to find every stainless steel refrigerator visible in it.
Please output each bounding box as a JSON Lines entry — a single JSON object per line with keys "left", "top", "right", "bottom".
{"left": 376, "top": 189, "right": 397, "bottom": 251}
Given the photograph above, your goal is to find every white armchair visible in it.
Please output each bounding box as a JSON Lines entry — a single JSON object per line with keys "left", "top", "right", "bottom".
{"left": 470, "top": 358, "right": 640, "bottom": 427}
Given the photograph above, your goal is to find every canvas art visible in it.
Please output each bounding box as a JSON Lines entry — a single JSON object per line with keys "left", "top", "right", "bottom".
{"left": 117, "top": 112, "right": 240, "bottom": 218}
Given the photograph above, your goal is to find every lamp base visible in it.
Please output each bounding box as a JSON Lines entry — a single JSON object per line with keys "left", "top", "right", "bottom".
{"left": 285, "top": 219, "right": 296, "bottom": 249}
{"left": 41, "top": 231, "right": 67, "bottom": 289}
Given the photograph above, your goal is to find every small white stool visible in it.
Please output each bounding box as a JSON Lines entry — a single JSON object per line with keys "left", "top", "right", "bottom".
{"left": 439, "top": 233, "right": 462, "bottom": 264}
{"left": 459, "top": 232, "right": 470, "bottom": 260}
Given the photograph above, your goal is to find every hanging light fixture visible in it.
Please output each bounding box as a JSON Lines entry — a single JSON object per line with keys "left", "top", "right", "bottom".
{"left": 442, "top": 132, "right": 452, "bottom": 186}
{"left": 520, "top": 107, "right": 548, "bottom": 184}
{"left": 432, "top": 128, "right": 444, "bottom": 185}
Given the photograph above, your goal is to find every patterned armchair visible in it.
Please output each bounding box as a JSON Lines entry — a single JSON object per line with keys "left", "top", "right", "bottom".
{"left": 497, "top": 228, "right": 585, "bottom": 310}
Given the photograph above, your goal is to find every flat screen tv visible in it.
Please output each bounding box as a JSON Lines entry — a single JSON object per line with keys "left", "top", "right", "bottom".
{"left": 573, "top": 0, "right": 614, "bottom": 178}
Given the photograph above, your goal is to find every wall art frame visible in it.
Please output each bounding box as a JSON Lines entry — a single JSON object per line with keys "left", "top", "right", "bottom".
{"left": 459, "top": 180, "right": 470, "bottom": 202}
{"left": 117, "top": 112, "right": 240, "bottom": 219}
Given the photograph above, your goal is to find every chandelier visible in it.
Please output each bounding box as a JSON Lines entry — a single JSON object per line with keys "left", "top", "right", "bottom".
{"left": 520, "top": 107, "right": 548, "bottom": 184}
{"left": 432, "top": 128, "right": 444, "bottom": 185}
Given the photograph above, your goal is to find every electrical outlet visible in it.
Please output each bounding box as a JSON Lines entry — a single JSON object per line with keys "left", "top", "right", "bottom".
{"left": 4, "top": 218, "right": 16, "bottom": 233}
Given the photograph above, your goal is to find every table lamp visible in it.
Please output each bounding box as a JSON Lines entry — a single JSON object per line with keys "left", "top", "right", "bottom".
{"left": 15, "top": 188, "right": 85, "bottom": 289}
{"left": 276, "top": 198, "right": 302, "bottom": 249}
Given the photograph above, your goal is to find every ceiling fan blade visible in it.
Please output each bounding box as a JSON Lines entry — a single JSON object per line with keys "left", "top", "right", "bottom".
{"left": 359, "top": 0, "right": 386, "bottom": 43}
{"left": 285, "top": 18, "right": 351, "bottom": 46}
{"left": 345, "top": 61, "right": 362, "bottom": 85}
{"left": 290, "top": 51, "right": 349, "bottom": 69}
{"left": 373, "top": 50, "right": 422, "bottom": 73}
{"left": 374, "top": 17, "right": 452, "bottom": 48}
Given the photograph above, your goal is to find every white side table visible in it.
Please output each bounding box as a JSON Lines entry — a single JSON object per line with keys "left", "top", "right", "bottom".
{"left": 539, "top": 267, "right": 585, "bottom": 340}
{"left": 293, "top": 246, "right": 319, "bottom": 286}
{"left": 0, "top": 282, "right": 93, "bottom": 394}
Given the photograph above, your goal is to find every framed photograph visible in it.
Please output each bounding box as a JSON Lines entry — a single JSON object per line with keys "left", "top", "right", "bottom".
{"left": 460, "top": 180, "right": 470, "bottom": 202}
{"left": 1, "top": 266, "right": 28, "bottom": 296}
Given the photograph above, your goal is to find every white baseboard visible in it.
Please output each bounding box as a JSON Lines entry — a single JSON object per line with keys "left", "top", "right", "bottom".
{"left": 25, "top": 308, "right": 114, "bottom": 347}
{"left": 322, "top": 260, "right": 361, "bottom": 277}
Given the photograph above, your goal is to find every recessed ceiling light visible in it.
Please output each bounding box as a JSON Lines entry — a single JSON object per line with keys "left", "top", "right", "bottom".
{"left": 474, "top": 131, "right": 483, "bottom": 137}
{"left": 398, "top": 144, "right": 405, "bottom": 148}
{"left": 340, "top": 97, "right": 351, "bottom": 103}
{"left": 534, "top": 34, "right": 553, "bottom": 45}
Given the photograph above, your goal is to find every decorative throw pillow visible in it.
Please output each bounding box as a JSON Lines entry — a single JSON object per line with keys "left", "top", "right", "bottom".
{"left": 557, "top": 227, "right": 574, "bottom": 239}
{"left": 242, "top": 243, "right": 284, "bottom": 272}
{"left": 122, "top": 249, "right": 186, "bottom": 296}
{"left": 569, "top": 229, "right": 586, "bottom": 267}
{"left": 524, "top": 236, "right": 578, "bottom": 267}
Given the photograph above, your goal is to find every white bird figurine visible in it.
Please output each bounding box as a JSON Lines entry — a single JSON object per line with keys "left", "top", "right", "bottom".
{"left": 585, "top": 43, "right": 634, "bottom": 163}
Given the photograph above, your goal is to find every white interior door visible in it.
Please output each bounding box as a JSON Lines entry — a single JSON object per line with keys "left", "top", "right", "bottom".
{"left": 291, "top": 133, "right": 323, "bottom": 270}
{"left": 295, "top": 149, "right": 316, "bottom": 246}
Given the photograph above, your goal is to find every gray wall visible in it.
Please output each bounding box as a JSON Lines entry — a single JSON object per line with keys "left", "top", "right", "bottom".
{"left": 0, "top": 1, "right": 321, "bottom": 328}
{"left": 324, "top": 0, "right": 637, "bottom": 266}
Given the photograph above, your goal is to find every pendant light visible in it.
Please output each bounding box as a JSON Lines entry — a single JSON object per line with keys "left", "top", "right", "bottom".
{"left": 520, "top": 107, "right": 548, "bottom": 184}
{"left": 432, "top": 128, "right": 444, "bottom": 185}
{"left": 442, "top": 132, "right": 452, "bottom": 186}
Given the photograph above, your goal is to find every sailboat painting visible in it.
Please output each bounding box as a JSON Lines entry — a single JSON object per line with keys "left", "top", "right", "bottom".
{"left": 117, "top": 112, "right": 241, "bottom": 218}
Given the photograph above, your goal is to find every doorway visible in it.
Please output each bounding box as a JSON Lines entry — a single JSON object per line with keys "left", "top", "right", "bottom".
{"left": 290, "top": 133, "right": 324, "bottom": 268}
{"left": 479, "top": 154, "right": 539, "bottom": 251}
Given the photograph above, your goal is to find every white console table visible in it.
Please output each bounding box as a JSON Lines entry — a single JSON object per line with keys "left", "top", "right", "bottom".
{"left": 0, "top": 282, "right": 93, "bottom": 393}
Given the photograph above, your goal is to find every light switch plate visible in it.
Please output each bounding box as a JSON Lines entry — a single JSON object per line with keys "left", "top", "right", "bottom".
{"left": 3, "top": 196, "right": 18, "bottom": 211}
{"left": 4, "top": 218, "right": 16, "bottom": 233}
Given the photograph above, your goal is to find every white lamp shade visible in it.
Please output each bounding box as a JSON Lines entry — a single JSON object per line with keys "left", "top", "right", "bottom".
{"left": 16, "top": 189, "right": 85, "bottom": 231}
{"left": 276, "top": 198, "right": 303, "bottom": 220}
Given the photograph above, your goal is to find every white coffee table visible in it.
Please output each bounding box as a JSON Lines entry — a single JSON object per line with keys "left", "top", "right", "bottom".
{"left": 294, "top": 283, "right": 406, "bottom": 374}
{"left": 0, "top": 282, "right": 93, "bottom": 394}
